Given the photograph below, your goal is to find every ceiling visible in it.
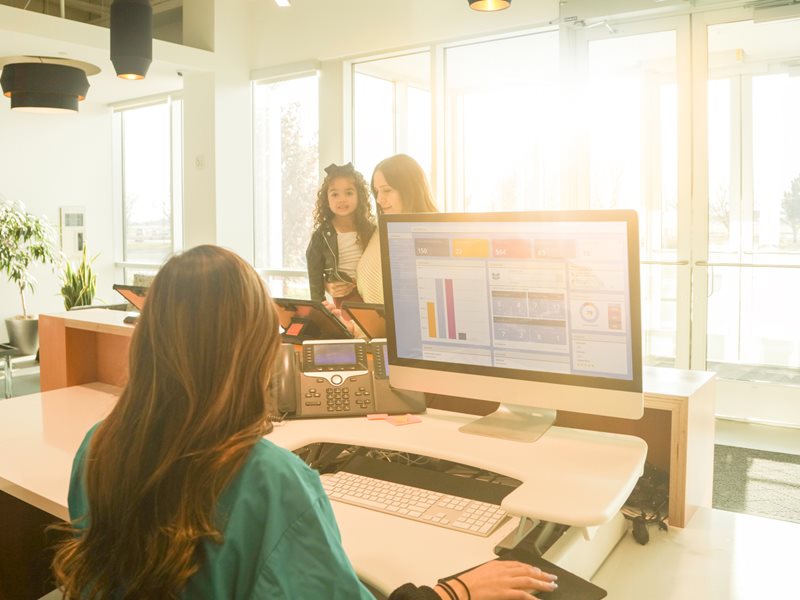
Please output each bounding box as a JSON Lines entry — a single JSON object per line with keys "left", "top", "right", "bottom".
{"left": 0, "top": 0, "right": 188, "bottom": 106}
{"left": 1, "top": 1, "right": 183, "bottom": 42}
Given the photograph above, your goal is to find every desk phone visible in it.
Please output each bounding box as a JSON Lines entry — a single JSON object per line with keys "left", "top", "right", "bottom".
{"left": 300, "top": 339, "right": 374, "bottom": 416}
{"left": 270, "top": 339, "right": 425, "bottom": 419}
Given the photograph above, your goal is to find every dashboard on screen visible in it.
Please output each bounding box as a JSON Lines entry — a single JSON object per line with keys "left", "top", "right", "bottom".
{"left": 379, "top": 210, "right": 643, "bottom": 438}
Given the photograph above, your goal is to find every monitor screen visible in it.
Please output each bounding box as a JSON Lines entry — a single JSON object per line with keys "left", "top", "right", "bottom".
{"left": 380, "top": 210, "right": 643, "bottom": 441}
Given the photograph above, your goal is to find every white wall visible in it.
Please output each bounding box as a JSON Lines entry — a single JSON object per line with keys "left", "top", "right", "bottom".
{"left": 178, "top": 0, "right": 255, "bottom": 259}
{"left": 0, "top": 103, "right": 115, "bottom": 340}
{"left": 211, "top": 0, "right": 256, "bottom": 260}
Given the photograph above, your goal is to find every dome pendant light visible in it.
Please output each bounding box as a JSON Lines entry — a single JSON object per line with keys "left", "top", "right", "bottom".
{"left": 1, "top": 58, "right": 96, "bottom": 114}
{"left": 468, "top": 0, "right": 511, "bottom": 11}
{"left": 110, "top": 0, "right": 153, "bottom": 80}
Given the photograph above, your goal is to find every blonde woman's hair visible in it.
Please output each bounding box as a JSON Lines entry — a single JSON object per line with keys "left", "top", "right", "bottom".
{"left": 52, "top": 245, "right": 281, "bottom": 599}
{"left": 370, "top": 153, "right": 438, "bottom": 214}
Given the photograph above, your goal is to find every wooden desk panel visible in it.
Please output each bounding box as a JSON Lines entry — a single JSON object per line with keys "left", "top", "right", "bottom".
{"left": 40, "top": 311, "right": 133, "bottom": 391}
{"left": 0, "top": 384, "right": 118, "bottom": 599}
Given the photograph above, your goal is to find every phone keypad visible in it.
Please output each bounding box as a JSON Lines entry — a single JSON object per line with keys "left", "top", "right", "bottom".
{"left": 326, "top": 386, "right": 350, "bottom": 412}
{"left": 301, "top": 379, "right": 373, "bottom": 414}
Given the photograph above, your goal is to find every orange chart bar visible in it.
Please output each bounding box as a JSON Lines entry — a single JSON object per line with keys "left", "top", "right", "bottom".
{"left": 452, "top": 238, "right": 490, "bottom": 258}
{"left": 427, "top": 302, "right": 437, "bottom": 338}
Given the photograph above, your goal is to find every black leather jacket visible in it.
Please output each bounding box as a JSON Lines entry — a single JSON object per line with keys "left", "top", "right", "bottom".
{"left": 305, "top": 221, "right": 351, "bottom": 301}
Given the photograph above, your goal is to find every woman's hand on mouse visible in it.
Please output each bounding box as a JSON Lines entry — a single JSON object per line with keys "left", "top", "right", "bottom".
{"left": 433, "top": 560, "right": 558, "bottom": 600}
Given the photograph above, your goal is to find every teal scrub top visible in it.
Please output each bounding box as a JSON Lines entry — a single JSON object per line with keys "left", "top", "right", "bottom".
{"left": 68, "top": 425, "right": 375, "bottom": 599}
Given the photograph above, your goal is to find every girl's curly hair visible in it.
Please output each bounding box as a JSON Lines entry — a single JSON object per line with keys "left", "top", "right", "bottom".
{"left": 312, "top": 163, "right": 375, "bottom": 249}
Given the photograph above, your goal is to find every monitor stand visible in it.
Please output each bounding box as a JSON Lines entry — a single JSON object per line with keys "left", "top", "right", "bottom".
{"left": 458, "top": 404, "right": 556, "bottom": 443}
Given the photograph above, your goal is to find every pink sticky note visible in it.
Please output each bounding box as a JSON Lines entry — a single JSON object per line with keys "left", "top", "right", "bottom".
{"left": 387, "top": 414, "right": 422, "bottom": 426}
{"left": 366, "top": 413, "right": 389, "bottom": 420}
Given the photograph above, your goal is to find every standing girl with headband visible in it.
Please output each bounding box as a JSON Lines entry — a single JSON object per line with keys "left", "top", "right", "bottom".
{"left": 306, "top": 162, "right": 375, "bottom": 307}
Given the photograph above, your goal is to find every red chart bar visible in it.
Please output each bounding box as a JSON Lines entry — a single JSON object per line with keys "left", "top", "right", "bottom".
{"left": 445, "top": 279, "right": 456, "bottom": 339}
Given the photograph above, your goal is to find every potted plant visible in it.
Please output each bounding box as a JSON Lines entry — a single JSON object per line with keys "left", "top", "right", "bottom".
{"left": 0, "top": 198, "right": 57, "bottom": 355}
{"left": 60, "top": 245, "right": 98, "bottom": 310}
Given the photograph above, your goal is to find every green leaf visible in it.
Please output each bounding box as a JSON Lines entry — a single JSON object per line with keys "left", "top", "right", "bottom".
{"left": 0, "top": 199, "right": 57, "bottom": 318}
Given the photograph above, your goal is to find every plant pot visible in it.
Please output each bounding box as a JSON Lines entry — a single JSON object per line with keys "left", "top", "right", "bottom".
{"left": 5, "top": 317, "right": 39, "bottom": 355}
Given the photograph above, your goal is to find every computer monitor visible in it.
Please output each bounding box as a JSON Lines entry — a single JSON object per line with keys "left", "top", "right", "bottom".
{"left": 379, "top": 209, "right": 643, "bottom": 442}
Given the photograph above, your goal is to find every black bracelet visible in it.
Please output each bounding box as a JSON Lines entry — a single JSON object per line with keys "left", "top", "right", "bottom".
{"left": 435, "top": 581, "right": 458, "bottom": 600}
{"left": 451, "top": 576, "right": 471, "bottom": 600}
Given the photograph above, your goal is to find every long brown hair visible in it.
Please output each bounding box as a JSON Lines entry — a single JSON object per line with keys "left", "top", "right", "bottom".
{"left": 370, "top": 154, "right": 438, "bottom": 214}
{"left": 51, "top": 245, "right": 281, "bottom": 599}
{"left": 312, "top": 162, "right": 375, "bottom": 248}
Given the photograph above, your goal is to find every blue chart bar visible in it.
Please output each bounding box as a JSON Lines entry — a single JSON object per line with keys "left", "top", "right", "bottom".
{"left": 435, "top": 279, "right": 447, "bottom": 338}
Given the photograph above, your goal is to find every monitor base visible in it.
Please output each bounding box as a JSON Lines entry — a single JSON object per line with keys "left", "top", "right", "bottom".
{"left": 458, "top": 404, "right": 556, "bottom": 442}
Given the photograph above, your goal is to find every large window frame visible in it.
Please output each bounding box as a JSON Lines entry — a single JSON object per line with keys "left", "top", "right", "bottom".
{"left": 348, "top": 49, "right": 433, "bottom": 188}
{"left": 112, "top": 95, "right": 183, "bottom": 283}
{"left": 252, "top": 69, "right": 321, "bottom": 298}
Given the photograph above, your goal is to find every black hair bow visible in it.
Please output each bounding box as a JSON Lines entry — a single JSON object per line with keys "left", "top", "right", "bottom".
{"left": 324, "top": 162, "right": 355, "bottom": 177}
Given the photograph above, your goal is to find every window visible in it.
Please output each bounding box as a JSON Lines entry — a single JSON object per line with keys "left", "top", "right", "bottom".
{"left": 582, "top": 28, "right": 681, "bottom": 368}
{"left": 253, "top": 74, "right": 319, "bottom": 298}
{"left": 114, "top": 97, "right": 183, "bottom": 281}
{"left": 353, "top": 52, "right": 431, "bottom": 185}
{"left": 443, "top": 32, "right": 561, "bottom": 212}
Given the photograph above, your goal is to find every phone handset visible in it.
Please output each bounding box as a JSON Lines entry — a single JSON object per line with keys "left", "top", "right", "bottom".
{"left": 269, "top": 343, "right": 299, "bottom": 421}
{"left": 369, "top": 340, "right": 426, "bottom": 415}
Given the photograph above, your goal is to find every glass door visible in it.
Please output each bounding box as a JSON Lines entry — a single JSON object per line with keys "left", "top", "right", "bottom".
{"left": 693, "top": 9, "right": 800, "bottom": 426}
{"left": 572, "top": 16, "right": 693, "bottom": 370}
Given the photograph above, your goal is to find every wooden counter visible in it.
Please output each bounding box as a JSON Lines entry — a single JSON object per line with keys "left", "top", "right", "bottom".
{"left": 39, "top": 309, "right": 134, "bottom": 392}
{"left": 38, "top": 309, "right": 715, "bottom": 528}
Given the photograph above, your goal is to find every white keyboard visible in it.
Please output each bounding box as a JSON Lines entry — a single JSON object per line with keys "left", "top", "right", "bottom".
{"left": 321, "top": 470, "right": 509, "bottom": 537}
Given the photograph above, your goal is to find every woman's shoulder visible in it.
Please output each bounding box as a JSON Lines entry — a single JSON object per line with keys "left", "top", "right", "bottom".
{"left": 246, "top": 438, "right": 322, "bottom": 490}
{"left": 217, "top": 438, "right": 325, "bottom": 525}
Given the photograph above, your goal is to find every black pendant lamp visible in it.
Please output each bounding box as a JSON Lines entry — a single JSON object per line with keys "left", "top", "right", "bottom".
{"left": 468, "top": 0, "right": 511, "bottom": 11}
{"left": 1, "top": 60, "right": 92, "bottom": 113}
{"left": 110, "top": 0, "right": 153, "bottom": 80}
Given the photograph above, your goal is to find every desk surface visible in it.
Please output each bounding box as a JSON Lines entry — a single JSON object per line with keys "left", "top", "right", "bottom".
{"left": 269, "top": 411, "right": 647, "bottom": 528}
{"left": 56, "top": 308, "right": 136, "bottom": 337}
{"left": 0, "top": 383, "right": 119, "bottom": 519}
{"left": 0, "top": 384, "right": 647, "bottom": 592}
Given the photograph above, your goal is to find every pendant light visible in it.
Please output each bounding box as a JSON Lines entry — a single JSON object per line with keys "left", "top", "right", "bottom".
{"left": 1, "top": 57, "right": 98, "bottom": 114}
{"left": 110, "top": 0, "right": 153, "bottom": 80}
{"left": 468, "top": 0, "right": 511, "bottom": 11}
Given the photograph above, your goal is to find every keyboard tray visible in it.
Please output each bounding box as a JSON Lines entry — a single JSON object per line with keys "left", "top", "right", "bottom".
{"left": 340, "top": 453, "right": 516, "bottom": 505}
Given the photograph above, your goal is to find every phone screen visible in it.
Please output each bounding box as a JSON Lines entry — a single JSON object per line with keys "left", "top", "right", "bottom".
{"left": 313, "top": 343, "right": 357, "bottom": 366}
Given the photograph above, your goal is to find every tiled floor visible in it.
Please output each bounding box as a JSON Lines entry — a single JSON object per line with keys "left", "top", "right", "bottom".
{"left": 1, "top": 357, "right": 40, "bottom": 399}
{"left": 595, "top": 507, "right": 799, "bottom": 599}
